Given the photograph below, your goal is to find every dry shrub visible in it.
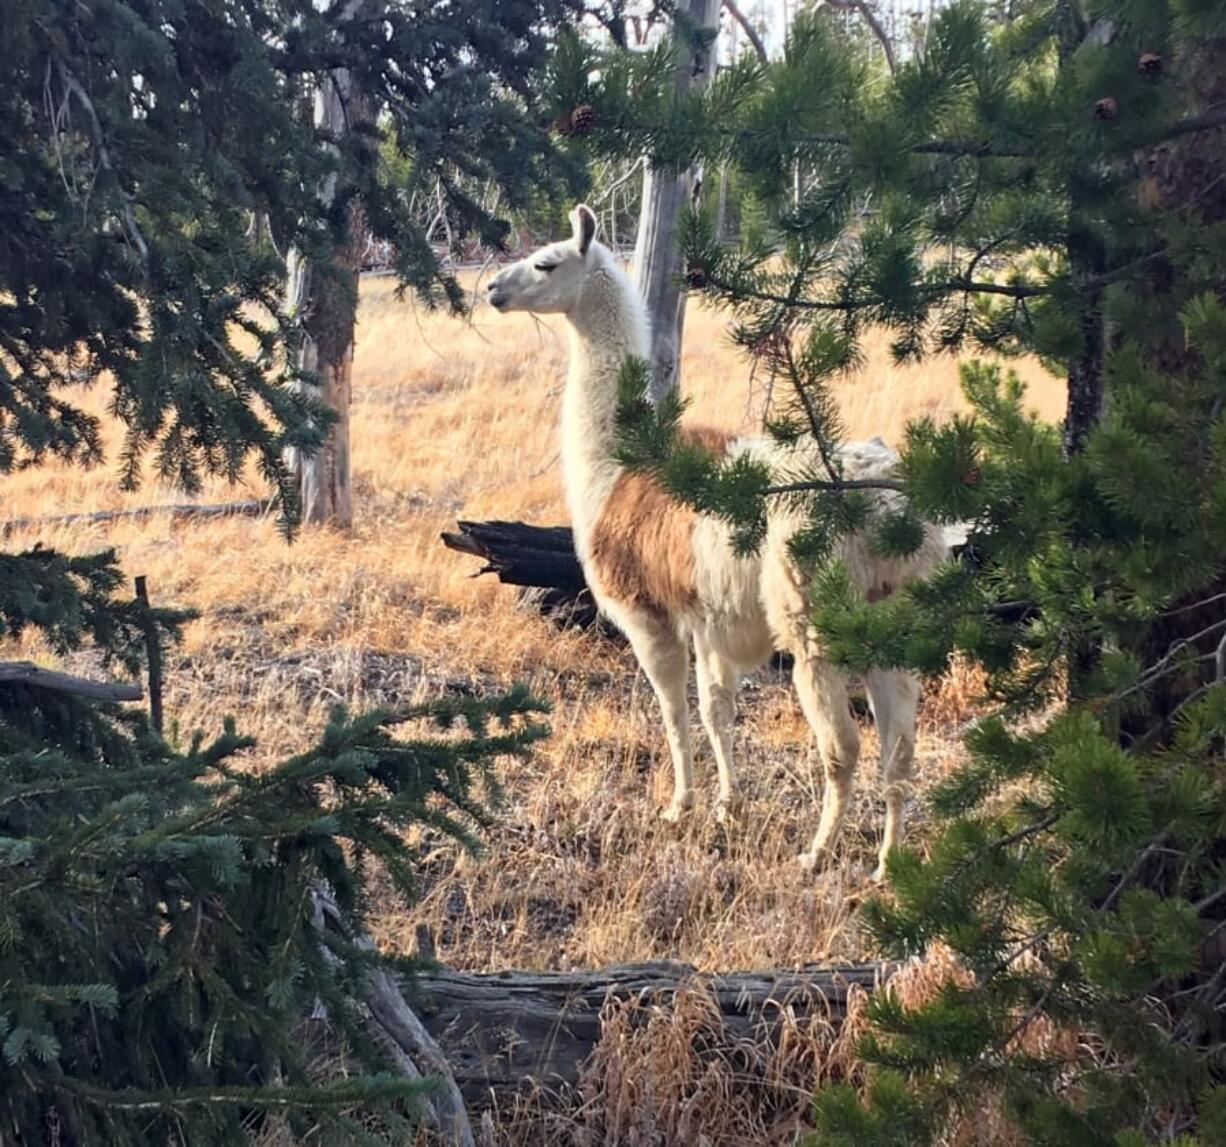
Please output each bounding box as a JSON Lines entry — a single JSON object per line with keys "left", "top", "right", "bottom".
{"left": 923, "top": 654, "right": 989, "bottom": 729}
{"left": 480, "top": 974, "right": 876, "bottom": 1147}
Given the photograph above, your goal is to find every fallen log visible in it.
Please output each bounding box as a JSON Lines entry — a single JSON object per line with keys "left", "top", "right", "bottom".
{"left": 1, "top": 498, "right": 274, "bottom": 537}
{"left": 440, "top": 520, "right": 600, "bottom": 629}
{"left": 410, "top": 959, "right": 886, "bottom": 1105}
{"left": 311, "top": 886, "right": 476, "bottom": 1146}
{"left": 0, "top": 660, "right": 143, "bottom": 703}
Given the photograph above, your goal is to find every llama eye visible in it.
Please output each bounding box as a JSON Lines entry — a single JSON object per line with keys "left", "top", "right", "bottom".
{"left": 534, "top": 262, "right": 557, "bottom": 273}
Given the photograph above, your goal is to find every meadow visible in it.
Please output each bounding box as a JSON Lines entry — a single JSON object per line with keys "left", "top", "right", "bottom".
{"left": 2, "top": 274, "right": 1064, "bottom": 1142}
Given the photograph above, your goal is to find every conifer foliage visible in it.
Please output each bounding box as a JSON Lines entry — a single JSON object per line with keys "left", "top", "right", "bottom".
{"left": 559, "top": 1, "right": 1226, "bottom": 1140}
{"left": 0, "top": 651, "right": 547, "bottom": 1143}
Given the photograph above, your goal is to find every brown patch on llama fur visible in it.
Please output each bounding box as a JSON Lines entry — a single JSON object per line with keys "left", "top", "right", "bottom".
{"left": 586, "top": 427, "right": 734, "bottom": 618}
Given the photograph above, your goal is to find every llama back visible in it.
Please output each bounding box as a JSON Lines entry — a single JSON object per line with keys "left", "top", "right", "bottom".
{"left": 744, "top": 434, "right": 949, "bottom": 604}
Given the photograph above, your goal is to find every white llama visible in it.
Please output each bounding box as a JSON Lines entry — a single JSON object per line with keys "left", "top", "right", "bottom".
{"left": 486, "top": 204, "right": 948, "bottom": 879}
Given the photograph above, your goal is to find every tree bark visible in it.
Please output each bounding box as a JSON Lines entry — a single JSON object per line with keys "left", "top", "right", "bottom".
{"left": 1126, "top": 31, "right": 1226, "bottom": 733}
{"left": 0, "top": 661, "right": 142, "bottom": 703}
{"left": 440, "top": 520, "right": 601, "bottom": 628}
{"left": 411, "top": 960, "right": 884, "bottom": 1104}
{"left": 284, "top": 16, "right": 369, "bottom": 528}
{"left": 633, "top": 0, "right": 720, "bottom": 404}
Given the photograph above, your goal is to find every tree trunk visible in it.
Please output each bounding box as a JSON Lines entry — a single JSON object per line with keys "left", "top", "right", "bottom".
{"left": 411, "top": 960, "right": 884, "bottom": 1104}
{"left": 284, "top": 30, "right": 369, "bottom": 528}
{"left": 633, "top": 0, "right": 719, "bottom": 404}
{"left": 1127, "top": 31, "right": 1226, "bottom": 733}
{"left": 716, "top": 160, "right": 730, "bottom": 242}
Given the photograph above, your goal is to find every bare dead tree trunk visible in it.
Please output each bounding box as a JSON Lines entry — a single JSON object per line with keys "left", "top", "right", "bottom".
{"left": 723, "top": 0, "right": 768, "bottom": 63}
{"left": 822, "top": 1, "right": 897, "bottom": 75}
{"left": 633, "top": 0, "right": 720, "bottom": 404}
{"left": 285, "top": 12, "right": 370, "bottom": 528}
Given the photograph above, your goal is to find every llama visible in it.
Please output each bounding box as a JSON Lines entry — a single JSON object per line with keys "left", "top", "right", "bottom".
{"left": 486, "top": 204, "right": 948, "bottom": 879}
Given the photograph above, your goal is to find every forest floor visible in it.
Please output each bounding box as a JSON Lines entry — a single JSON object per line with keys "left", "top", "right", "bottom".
{"left": 3, "top": 272, "right": 1063, "bottom": 1143}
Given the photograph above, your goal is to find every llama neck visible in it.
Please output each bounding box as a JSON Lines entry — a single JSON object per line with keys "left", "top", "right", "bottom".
{"left": 561, "top": 259, "right": 650, "bottom": 549}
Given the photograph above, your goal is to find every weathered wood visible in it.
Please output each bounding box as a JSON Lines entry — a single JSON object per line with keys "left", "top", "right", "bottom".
{"left": 1, "top": 499, "right": 272, "bottom": 537}
{"left": 133, "top": 576, "right": 164, "bottom": 734}
{"left": 410, "top": 959, "right": 886, "bottom": 1105}
{"left": 441, "top": 521, "right": 585, "bottom": 590}
{"left": 284, "top": 3, "right": 370, "bottom": 528}
{"left": 441, "top": 520, "right": 601, "bottom": 628}
{"left": 366, "top": 966, "right": 476, "bottom": 1147}
{"left": 311, "top": 885, "right": 476, "bottom": 1147}
{"left": 0, "top": 661, "right": 143, "bottom": 703}
{"left": 633, "top": 0, "right": 719, "bottom": 403}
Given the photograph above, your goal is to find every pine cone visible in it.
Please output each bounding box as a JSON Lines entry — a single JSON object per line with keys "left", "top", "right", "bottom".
{"left": 1138, "top": 52, "right": 1163, "bottom": 76}
{"left": 568, "top": 104, "right": 596, "bottom": 137}
{"left": 1094, "top": 97, "right": 1119, "bottom": 121}
{"left": 551, "top": 104, "right": 596, "bottom": 138}
{"left": 685, "top": 264, "right": 708, "bottom": 290}
{"left": 963, "top": 465, "right": 983, "bottom": 488}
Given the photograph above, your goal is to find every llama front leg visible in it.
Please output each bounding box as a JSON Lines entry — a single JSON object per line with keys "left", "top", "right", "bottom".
{"left": 624, "top": 620, "right": 694, "bottom": 822}
{"left": 867, "top": 669, "right": 920, "bottom": 882}
{"left": 694, "top": 637, "right": 740, "bottom": 822}
{"left": 792, "top": 654, "right": 861, "bottom": 872}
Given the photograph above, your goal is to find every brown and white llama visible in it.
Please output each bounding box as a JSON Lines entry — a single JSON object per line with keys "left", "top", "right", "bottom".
{"left": 486, "top": 204, "right": 948, "bottom": 879}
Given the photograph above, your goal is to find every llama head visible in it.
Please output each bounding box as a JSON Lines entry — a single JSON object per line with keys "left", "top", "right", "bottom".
{"left": 486, "top": 204, "right": 598, "bottom": 315}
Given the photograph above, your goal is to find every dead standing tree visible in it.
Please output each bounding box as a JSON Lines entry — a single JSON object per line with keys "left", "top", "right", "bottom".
{"left": 284, "top": 0, "right": 371, "bottom": 528}
{"left": 633, "top": 0, "right": 720, "bottom": 404}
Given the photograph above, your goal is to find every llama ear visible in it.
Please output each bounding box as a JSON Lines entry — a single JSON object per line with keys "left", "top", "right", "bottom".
{"left": 570, "top": 203, "right": 597, "bottom": 256}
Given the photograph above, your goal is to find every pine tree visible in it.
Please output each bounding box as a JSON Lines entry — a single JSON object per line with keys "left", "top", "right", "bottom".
{"left": 555, "top": 1, "right": 1226, "bottom": 1139}
{"left": 0, "top": 641, "right": 548, "bottom": 1142}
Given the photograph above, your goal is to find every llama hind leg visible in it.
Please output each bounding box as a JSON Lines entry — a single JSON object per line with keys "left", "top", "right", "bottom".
{"left": 694, "top": 636, "right": 740, "bottom": 822}
{"left": 622, "top": 618, "right": 694, "bottom": 822}
{"left": 867, "top": 669, "right": 921, "bottom": 882}
{"left": 792, "top": 654, "right": 861, "bottom": 872}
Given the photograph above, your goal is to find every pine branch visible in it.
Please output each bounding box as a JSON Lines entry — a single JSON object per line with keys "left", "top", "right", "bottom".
{"left": 1100, "top": 836, "right": 1167, "bottom": 913}
{"left": 684, "top": 119, "right": 1034, "bottom": 158}
{"left": 761, "top": 477, "right": 905, "bottom": 495}
{"left": 1161, "top": 102, "right": 1226, "bottom": 141}
{"left": 53, "top": 59, "right": 148, "bottom": 261}
{"left": 991, "top": 811, "right": 1061, "bottom": 851}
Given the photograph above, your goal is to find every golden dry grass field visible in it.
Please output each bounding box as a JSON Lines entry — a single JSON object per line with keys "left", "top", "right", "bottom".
{"left": 2, "top": 275, "right": 1065, "bottom": 1142}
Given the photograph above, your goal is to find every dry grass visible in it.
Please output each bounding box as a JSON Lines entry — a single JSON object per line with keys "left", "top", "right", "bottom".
{"left": 4, "top": 275, "right": 1062, "bottom": 1142}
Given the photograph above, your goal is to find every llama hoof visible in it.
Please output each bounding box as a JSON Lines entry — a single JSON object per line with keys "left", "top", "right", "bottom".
{"left": 869, "top": 862, "right": 888, "bottom": 885}
{"left": 798, "top": 849, "right": 826, "bottom": 874}
{"left": 659, "top": 797, "right": 694, "bottom": 825}
{"left": 714, "top": 793, "right": 743, "bottom": 825}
